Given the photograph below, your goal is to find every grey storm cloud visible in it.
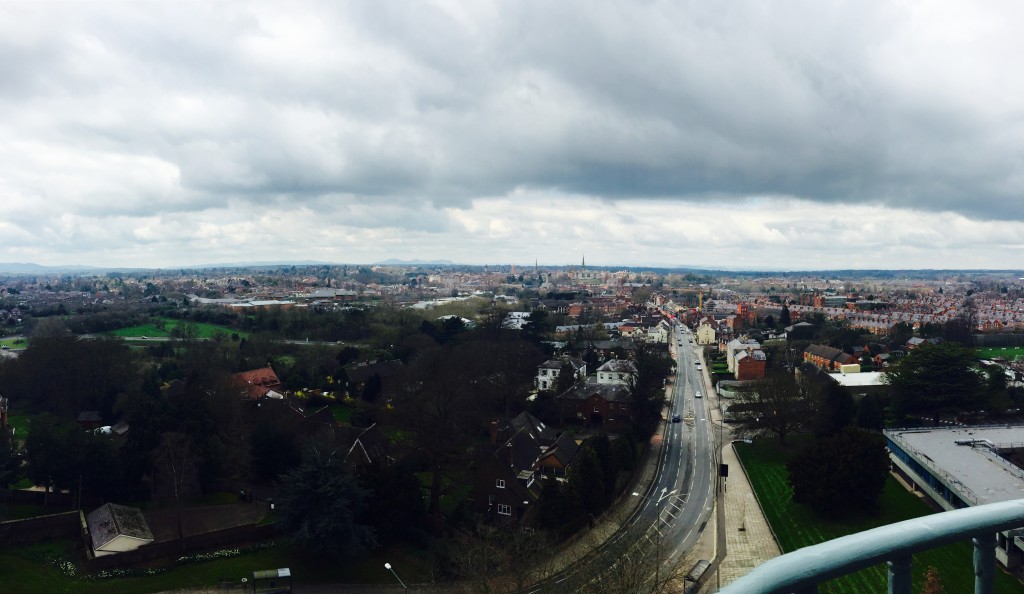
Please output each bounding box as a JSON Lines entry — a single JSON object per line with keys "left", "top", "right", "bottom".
{"left": 3, "top": 0, "right": 1024, "bottom": 227}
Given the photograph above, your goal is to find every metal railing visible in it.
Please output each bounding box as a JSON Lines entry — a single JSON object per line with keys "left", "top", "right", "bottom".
{"left": 718, "top": 498, "right": 1024, "bottom": 594}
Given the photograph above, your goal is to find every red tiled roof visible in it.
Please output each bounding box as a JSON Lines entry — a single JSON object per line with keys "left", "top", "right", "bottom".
{"left": 233, "top": 366, "right": 282, "bottom": 400}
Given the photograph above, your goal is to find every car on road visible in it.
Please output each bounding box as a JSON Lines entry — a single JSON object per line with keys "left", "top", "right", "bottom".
{"left": 695, "top": 391, "right": 702, "bottom": 398}
{"left": 672, "top": 414, "right": 682, "bottom": 423}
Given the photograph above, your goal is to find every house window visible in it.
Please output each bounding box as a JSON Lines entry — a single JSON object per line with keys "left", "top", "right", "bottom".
{"left": 497, "top": 504, "right": 511, "bottom": 516}
{"left": 541, "top": 381, "right": 547, "bottom": 389}
{"left": 496, "top": 479, "right": 505, "bottom": 489}
{"left": 594, "top": 406, "right": 600, "bottom": 413}
{"left": 540, "top": 369, "right": 548, "bottom": 376}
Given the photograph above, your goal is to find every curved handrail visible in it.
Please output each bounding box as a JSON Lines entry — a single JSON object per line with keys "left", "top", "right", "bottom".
{"left": 719, "top": 498, "right": 1024, "bottom": 594}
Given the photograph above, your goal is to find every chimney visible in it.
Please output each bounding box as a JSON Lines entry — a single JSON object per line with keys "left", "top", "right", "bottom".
{"left": 490, "top": 420, "right": 498, "bottom": 445}
{"left": 507, "top": 442, "right": 514, "bottom": 467}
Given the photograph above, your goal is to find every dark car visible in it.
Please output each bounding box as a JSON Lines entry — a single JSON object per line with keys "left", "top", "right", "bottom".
{"left": 671, "top": 414, "right": 682, "bottom": 423}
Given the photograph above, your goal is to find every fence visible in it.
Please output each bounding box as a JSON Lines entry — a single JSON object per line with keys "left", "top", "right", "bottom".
{"left": 83, "top": 522, "right": 280, "bottom": 571}
{"left": 974, "top": 333, "right": 1024, "bottom": 347}
{"left": 0, "top": 510, "right": 82, "bottom": 547}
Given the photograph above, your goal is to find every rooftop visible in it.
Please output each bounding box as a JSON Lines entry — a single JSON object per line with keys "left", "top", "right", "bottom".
{"left": 886, "top": 425, "right": 1024, "bottom": 506}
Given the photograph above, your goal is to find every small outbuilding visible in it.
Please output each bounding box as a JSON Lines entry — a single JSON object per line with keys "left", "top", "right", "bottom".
{"left": 252, "top": 567, "right": 292, "bottom": 593}
{"left": 86, "top": 502, "right": 154, "bottom": 557}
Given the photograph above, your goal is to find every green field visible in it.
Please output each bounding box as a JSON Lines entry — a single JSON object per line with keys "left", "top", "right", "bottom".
{"left": 977, "top": 346, "right": 1024, "bottom": 360}
{"left": 736, "top": 437, "right": 1024, "bottom": 594}
{"left": 0, "top": 336, "right": 28, "bottom": 349}
{"left": 108, "top": 318, "right": 248, "bottom": 340}
{"left": 0, "top": 538, "right": 433, "bottom": 594}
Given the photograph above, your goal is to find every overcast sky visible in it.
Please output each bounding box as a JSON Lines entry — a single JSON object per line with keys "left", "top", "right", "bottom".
{"left": 3, "top": 1, "right": 1024, "bottom": 270}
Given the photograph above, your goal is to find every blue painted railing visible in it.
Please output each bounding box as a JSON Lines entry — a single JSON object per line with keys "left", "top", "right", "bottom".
{"left": 718, "top": 498, "right": 1024, "bottom": 594}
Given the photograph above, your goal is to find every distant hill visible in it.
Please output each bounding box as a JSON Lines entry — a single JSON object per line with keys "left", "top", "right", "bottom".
{"left": 0, "top": 262, "right": 111, "bottom": 274}
{"left": 374, "top": 258, "right": 456, "bottom": 266}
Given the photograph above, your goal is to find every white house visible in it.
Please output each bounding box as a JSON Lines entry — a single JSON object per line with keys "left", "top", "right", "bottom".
{"left": 646, "top": 320, "right": 672, "bottom": 343}
{"left": 696, "top": 321, "right": 717, "bottom": 345}
{"left": 86, "top": 502, "right": 154, "bottom": 557}
{"left": 595, "top": 359, "right": 638, "bottom": 386}
{"left": 535, "top": 357, "right": 586, "bottom": 391}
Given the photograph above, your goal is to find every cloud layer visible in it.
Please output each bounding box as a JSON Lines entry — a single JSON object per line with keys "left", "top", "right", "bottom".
{"left": 2, "top": 1, "right": 1023, "bottom": 268}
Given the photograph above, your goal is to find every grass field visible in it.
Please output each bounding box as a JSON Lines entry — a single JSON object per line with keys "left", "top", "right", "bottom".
{"left": 736, "top": 436, "right": 1024, "bottom": 594}
{"left": 977, "top": 346, "right": 1024, "bottom": 360}
{"left": 108, "top": 318, "right": 248, "bottom": 340}
{"left": 0, "top": 336, "right": 27, "bottom": 349}
{"left": 0, "top": 538, "right": 433, "bottom": 594}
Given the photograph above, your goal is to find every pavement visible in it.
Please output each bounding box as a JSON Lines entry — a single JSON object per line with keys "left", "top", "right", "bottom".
{"left": 698, "top": 352, "right": 783, "bottom": 592}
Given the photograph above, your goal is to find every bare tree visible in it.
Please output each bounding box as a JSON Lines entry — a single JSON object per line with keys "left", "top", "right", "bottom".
{"left": 153, "top": 432, "right": 201, "bottom": 543}
{"left": 729, "top": 370, "right": 818, "bottom": 444}
{"left": 550, "top": 522, "right": 698, "bottom": 594}
{"left": 441, "top": 528, "right": 560, "bottom": 594}
{"left": 394, "top": 345, "right": 481, "bottom": 515}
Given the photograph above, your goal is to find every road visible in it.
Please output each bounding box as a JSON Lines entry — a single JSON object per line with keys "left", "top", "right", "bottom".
{"left": 626, "top": 323, "right": 718, "bottom": 580}
{"left": 524, "top": 323, "right": 720, "bottom": 593}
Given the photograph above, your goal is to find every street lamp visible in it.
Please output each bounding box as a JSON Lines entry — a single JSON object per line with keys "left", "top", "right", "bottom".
{"left": 384, "top": 562, "right": 408, "bottom": 593}
{"left": 632, "top": 487, "right": 678, "bottom": 586}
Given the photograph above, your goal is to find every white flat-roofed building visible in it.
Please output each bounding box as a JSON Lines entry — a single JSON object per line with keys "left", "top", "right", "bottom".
{"left": 829, "top": 371, "right": 886, "bottom": 388}
{"left": 885, "top": 425, "right": 1024, "bottom": 567}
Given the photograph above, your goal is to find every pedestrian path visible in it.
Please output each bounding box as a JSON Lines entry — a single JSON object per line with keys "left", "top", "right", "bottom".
{"left": 716, "top": 441, "right": 782, "bottom": 587}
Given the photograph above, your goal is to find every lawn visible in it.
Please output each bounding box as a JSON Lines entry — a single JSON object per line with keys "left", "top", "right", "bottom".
{"left": 977, "top": 346, "right": 1024, "bottom": 360}
{"left": 7, "top": 413, "right": 32, "bottom": 441}
{"left": 736, "top": 436, "right": 1024, "bottom": 594}
{"left": 108, "top": 317, "right": 248, "bottom": 340}
{"left": 0, "top": 538, "right": 434, "bottom": 594}
{"left": 0, "top": 336, "right": 28, "bottom": 349}
{"left": 329, "top": 404, "right": 353, "bottom": 424}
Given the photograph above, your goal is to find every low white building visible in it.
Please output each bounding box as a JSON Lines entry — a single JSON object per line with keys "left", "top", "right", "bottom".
{"left": 86, "top": 502, "right": 154, "bottom": 557}
{"left": 886, "top": 426, "right": 1024, "bottom": 568}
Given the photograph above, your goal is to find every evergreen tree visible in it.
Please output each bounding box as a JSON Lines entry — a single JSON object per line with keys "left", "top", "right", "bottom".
{"left": 780, "top": 304, "right": 791, "bottom": 327}
{"left": 277, "top": 444, "right": 375, "bottom": 559}
{"left": 886, "top": 342, "right": 983, "bottom": 422}
{"left": 787, "top": 428, "right": 889, "bottom": 518}
{"left": 813, "top": 382, "right": 856, "bottom": 438}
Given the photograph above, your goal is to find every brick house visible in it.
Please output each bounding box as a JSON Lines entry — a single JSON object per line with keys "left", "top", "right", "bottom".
{"left": 472, "top": 419, "right": 543, "bottom": 523}
{"left": 734, "top": 349, "right": 767, "bottom": 381}
{"left": 233, "top": 366, "right": 284, "bottom": 400}
{"left": 803, "top": 344, "right": 859, "bottom": 371}
{"left": 556, "top": 381, "right": 633, "bottom": 433}
{"left": 535, "top": 432, "right": 582, "bottom": 476}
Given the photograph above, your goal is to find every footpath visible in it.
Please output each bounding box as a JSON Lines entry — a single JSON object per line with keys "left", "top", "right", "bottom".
{"left": 697, "top": 351, "right": 782, "bottom": 591}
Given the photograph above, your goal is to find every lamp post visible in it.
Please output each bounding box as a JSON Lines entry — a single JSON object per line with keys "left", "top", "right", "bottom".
{"left": 384, "top": 562, "right": 408, "bottom": 593}
{"left": 632, "top": 487, "right": 678, "bottom": 586}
